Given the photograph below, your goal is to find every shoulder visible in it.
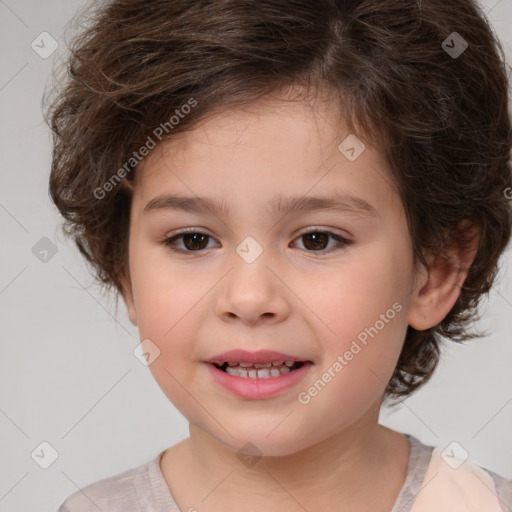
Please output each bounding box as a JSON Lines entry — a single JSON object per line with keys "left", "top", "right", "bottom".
{"left": 483, "top": 467, "right": 512, "bottom": 512}
{"left": 56, "top": 454, "right": 160, "bottom": 512}
{"left": 409, "top": 440, "right": 512, "bottom": 512}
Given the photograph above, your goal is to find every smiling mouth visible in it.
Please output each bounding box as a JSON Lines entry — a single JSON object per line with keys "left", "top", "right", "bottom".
{"left": 213, "top": 361, "right": 305, "bottom": 378}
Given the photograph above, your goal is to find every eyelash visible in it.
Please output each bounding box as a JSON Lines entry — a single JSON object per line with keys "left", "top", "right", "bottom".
{"left": 161, "top": 227, "right": 352, "bottom": 254}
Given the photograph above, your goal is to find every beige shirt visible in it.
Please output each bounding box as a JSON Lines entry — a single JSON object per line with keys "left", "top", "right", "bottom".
{"left": 57, "top": 434, "right": 512, "bottom": 511}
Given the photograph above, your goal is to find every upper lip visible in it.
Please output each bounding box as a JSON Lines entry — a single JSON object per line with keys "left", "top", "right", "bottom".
{"left": 206, "top": 349, "right": 309, "bottom": 365}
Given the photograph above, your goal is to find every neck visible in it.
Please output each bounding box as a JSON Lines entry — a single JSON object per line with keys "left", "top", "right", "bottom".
{"left": 162, "top": 413, "right": 410, "bottom": 511}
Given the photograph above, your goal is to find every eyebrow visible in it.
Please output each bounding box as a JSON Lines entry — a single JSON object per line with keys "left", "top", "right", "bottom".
{"left": 143, "top": 193, "right": 378, "bottom": 218}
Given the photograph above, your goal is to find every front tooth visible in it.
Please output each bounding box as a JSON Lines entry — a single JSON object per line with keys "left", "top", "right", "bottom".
{"left": 225, "top": 366, "right": 291, "bottom": 378}
{"left": 226, "top": 366, "right": 249, "bottom": 377}
{"left": 254, "top": 363, "right": 272, "bottom": 368}
{"left": 239, "top": 362, "right": 253, "bottom": 367}
{"left": 271, "top": 361, "right": 284, "bottom": 366}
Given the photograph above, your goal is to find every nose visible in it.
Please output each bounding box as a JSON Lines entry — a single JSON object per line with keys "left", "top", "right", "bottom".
{"left": 215, "top": 245, "right": 291, "bottom": 326}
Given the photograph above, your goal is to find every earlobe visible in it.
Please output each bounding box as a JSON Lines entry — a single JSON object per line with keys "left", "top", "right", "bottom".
{"left": 120, "top": 274, "right": 138, "bottom": 326}
{"left": 407, "top": 221, "right": 480, "bottom": 331}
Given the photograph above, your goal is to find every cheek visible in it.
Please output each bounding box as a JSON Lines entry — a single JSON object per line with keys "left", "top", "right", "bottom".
{"left": 312, "top": 248, "right": 408, "bottom": 341}
{"left": 129, "top": 249, "right": 212, "bottom": 377}
{"left": 301, "top": 245, "right": 410, "bottom": 395}
{"left": 130, "top": 260, "right": 207, "bottom": 416}
{"left": 130, "top": 245, "right": 204, "bottom": 335}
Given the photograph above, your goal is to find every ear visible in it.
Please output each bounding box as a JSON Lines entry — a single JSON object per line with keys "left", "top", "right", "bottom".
{"left": 119, "top": 273, "right": 138, "bottom": 326}
{"left": 407, "top": 220, "right": 480, "bottom": 330}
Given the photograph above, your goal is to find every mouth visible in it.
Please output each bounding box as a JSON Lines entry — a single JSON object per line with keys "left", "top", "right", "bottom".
{"left": 211, "top": 361, "right": 306, "bottom": 378}
{"left": 206, "top": 355, "right": 313, "bottom": 398}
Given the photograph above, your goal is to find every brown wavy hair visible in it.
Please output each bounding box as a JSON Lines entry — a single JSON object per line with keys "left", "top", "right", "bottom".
{"left": 45, "top": 0, "right": 512, "bottom": 404}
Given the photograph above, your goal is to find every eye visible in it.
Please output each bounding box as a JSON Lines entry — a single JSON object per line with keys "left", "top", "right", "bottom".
{"left": 162, "top": 228, "right": 352, "bottom": 253}
{"left": 162, "top": 228, "right": 218, "bottom": 252}
{"left": 291, "top": 229, "right": 352, "bottom": 253}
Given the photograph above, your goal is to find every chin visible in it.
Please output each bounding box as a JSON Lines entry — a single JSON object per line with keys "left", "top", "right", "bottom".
{"left": 211, "top": 424, "right": 317, "bottom": 458}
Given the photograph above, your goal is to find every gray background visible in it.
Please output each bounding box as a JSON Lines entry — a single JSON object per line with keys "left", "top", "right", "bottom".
{"left": 1, "top": 0, "right": 511, "bottom": 510}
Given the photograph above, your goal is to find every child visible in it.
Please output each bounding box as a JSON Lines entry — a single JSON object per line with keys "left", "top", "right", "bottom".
{"left": 47, "top": 0, "right": 512, "bottom": 510}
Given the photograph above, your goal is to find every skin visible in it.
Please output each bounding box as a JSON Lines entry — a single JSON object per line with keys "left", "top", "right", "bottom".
{"left": 121, "top": 88, "right": 479, "bottom": 511}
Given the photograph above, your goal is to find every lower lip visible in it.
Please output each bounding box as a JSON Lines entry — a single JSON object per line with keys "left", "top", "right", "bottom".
{"left": 206, "top": 362, "right": 312, "bottom": 399}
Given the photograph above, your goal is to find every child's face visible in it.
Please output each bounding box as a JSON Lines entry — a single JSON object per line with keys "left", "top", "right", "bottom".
{"left": 122, "top": 91, "right": 426, "bottom": 455}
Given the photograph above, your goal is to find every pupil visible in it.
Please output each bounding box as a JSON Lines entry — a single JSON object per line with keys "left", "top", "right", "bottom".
{"left": 182, "top": 233, "right": 329, "bottom": 251}
{"left": 303, "top": 232, "right": 327, "bottom": 250}
{"left": 184, "top": 233, "right": 208, "bottom": 250}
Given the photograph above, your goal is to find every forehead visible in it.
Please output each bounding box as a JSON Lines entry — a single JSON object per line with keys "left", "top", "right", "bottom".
{"left": 132, "top": 95, "right": 399, "bottom": 219}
